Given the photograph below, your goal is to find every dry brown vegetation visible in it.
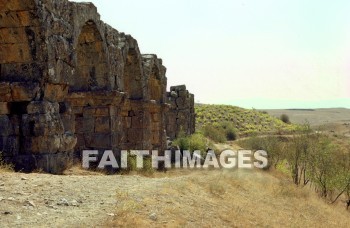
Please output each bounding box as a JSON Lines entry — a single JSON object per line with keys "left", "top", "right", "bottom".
{"left": 105, "top": 169, "right": 350, "bottom": 227}
{"left": 1, "top": 156, "right": 350, "bottom": 227}
{"left": 0, "top": 152, "right": 13, "bottom": 173}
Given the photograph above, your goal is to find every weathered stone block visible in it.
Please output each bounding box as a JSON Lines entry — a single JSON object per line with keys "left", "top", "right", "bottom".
{"left": 27, "top": 101, "right": 59, "bottom": 114}
{"left": 85, "top": 133, "right": 111, "bottom": 148}
{"left": 0, "top": 0, "right": 36, "bottom": 12}
{"left": 175, "top": 97, "right": 186, "bottom": 108}
{"left": 0, "top": 136, "right": 19, "bottom": 157}
{"left": 178, "top": 110, "right": 189, "bottom": 119}
{"left": 83, "top": 107, "right": 95, "bottom": 117}
{"left": 131, "top": 116, "right": 143, "bottom": 129}
{"left": 95, "top": 116, "right": 110, "bottom": 133}
{"left": 43, "top": 84, "right": 69, "bottom": 102}
{"left": 111, "top": 132, "right": 118, "bottom": 148}
{"left": 68, "top": 98, "right": 87, "bottom": 107}
{"left": 83, "top": 117, "right": 95, "bottom": 133}
{"left": 0, "top": 63, "right": 45, "bottom": 83}
{"left": 0, "top": 27, "right": 40, "bottom": 44}
{"left": 61, "top": 133, "right": 77, "bottom": 151}
{"left": 61, "top": 114, "right": 75, "bottom": 133}
{"left": 123, "top": 117, "right": 132, "bottom": 128}
{"left": 23, "top": 135, "right": 62, "bottom": 154}
{"left": 167, "top": 124, "right": 176, "bottom": 132}
{"left": 151, "top": 122, "right": 160, "bottom": 131}
{"left": 120, "top": 109, "right": 129, "bottom": 117}
{"left": 0, "top": 102, "right": 10, "bottom": 114}
{"left": 0, "top": 115, "right": 12, "bottom": 136}
{"left": 110, "top": 116, "right": 120, "bottom": 131}
{"left": 21, "top": 113, "right": 64, "bottom": 136}
{"left": 95, "top": 107, "right": 109, "bottom": 116}
{"left": 35, "top": 152, "right": 73, "bottom": 174}
{"left": 126, "top": 129, "right": 143, "bottom": 143}
{"left": 0, "top": 82, "right": 12, "bottom": 102}
{"left": 151, "top": 131, "right": 160, "bottom": 144}
{"left": 11, "top": 82, "right": 40, "bottom": 101}
{"left": 178, "top": 90, "right": 188, "bottom": 97}
{"left": 151, "top": 113, "right": 160, "bottom": 122}
{"left": 74, "top": 117, "right": 84, "bottom": 134}
{"left": 167, "top": 99, "right": 176, "bottom": 107}
{"left": 0, "top": 10, "right": 40, "bottom": 28}
{"left": 71, "top": 106, "right": 83, "bottom": 115}
{"left": 0, "top": 43, "right": 32, "bottom": 63}
{"left": 170, "top": 85, "right": 186, "bottom": 92}
{"left": 75, "top": 133, "right": 85, "bottom": 147}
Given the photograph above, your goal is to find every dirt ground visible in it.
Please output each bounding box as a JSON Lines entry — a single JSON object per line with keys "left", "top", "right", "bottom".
{"left": 1, "top": 167, "right": 350, "bottom": 228}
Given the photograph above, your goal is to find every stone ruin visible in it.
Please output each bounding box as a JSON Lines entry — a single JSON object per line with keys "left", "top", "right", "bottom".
{"left": 0, "top": 0, "right": 195, "bottom": 174}
{"left": 166, "top": 85, "right": 195, "bottom": 140}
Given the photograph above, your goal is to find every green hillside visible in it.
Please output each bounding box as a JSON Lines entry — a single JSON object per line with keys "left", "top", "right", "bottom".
{"left": 195, "top": 104, "right": 299, "bottom": 136}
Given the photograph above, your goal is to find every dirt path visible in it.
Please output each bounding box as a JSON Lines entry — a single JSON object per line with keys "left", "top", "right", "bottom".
{"left": 0, "top": 171, "right": 119, "bottom": 227}
{"left": 1, "top": 165, "right": 350, "bottom": 227}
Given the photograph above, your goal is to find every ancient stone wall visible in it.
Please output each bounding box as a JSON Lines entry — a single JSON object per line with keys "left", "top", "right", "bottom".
{"left": 166, "top": 85, "right": 195, "bottom": 140}
{"left": 0, "top": 0, "right": 195, "bottom": 173}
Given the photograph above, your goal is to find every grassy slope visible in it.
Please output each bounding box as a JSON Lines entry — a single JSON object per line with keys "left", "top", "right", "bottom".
{"left": 195, "top": 104, "right": 299, "bottom": 136}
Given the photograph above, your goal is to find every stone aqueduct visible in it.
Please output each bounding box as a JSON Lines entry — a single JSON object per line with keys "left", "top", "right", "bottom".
{"left": 0, "top": 0, "right": 195, "bottom": 173}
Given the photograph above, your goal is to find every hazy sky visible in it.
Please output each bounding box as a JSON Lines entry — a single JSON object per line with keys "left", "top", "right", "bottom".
{"left": 73, "top": 0, "right": 350, "bottom": 109}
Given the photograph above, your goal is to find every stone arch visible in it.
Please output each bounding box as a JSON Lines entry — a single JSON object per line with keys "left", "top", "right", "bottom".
{"left": 123, "top": 49, "right": 143, "bottom": 100}
{"left": 148, "top": 64, "right": 163, "bottom": 103}
{"left": 71, "top": 20, "right": 109, "bottom": 92}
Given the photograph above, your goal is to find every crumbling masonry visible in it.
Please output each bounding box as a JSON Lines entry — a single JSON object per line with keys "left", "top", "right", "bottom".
{"left": 0, "top": 0, "right": 195, "bottom": 173}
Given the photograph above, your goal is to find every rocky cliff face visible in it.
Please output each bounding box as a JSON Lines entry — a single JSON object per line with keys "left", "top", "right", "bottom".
{"left": 0, "top": 0, "right": 195, "bottom": 173}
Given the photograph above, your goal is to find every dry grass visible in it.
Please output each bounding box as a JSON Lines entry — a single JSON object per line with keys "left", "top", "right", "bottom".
{"left": 105, "top": 169, "right": 350, "bottom": 227}
{"left": 0, "top": 152, "right": 13, "bottom": 173}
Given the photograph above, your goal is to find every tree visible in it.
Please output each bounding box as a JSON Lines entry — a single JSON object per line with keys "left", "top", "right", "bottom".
{"left": 280, "top": 114, "right": 290, "bottom": 124}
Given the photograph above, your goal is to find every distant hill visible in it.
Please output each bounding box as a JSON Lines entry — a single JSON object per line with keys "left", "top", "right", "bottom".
{"left": 195, "top": 104, "right": 298, "bottom": 136}
{"left": 261, "top": 108, "right": 350, "bottom": 126}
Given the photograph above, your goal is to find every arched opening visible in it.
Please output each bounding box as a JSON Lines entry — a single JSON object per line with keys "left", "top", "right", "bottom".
{"left": 71, "top": 21, "right": 108, "bottom": 92}
{"left": 148, "top": 64, "right": 163, "bottom": 103}
{"left": 123, "top": 49, "right": 143, "bottom": 100}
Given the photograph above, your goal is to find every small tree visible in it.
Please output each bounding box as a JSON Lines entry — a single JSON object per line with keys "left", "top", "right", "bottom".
{"left": 280, "top": 114, "right": 291, "bottom": 124}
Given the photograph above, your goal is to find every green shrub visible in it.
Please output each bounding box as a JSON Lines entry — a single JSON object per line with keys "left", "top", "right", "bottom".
{"left": 220, "top": 122, "right": 237, "bottom": 141}
{"left": 280, "top": 114, "right": 290, "bottom": 124}
{"left": 188, "top": 133, "right": 207, "bottom": 152}
{"left": 125, "top": 152, "right": 154, "bottom": 175}
{"left": 126, "top": 153, "right": 137, "bottom": 171}
{"left": 226, "top": 128, "right": 237, "bottom": 141}
{"left": 173, "top": 132, "right": 208, "bottom": 152}
{"left": 173, "top": 130, "right": 190, "bottom": 151}
{"left": 142, "top": 156, "right": 154, "bottom": 175}
{"left": 203, "top": 125, "right": 226, "bottom": 143}
{"left": 237, "top": 136, "right": 285, "bottom": 169}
